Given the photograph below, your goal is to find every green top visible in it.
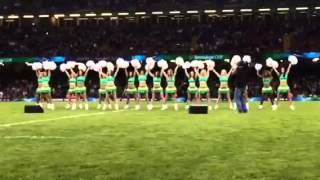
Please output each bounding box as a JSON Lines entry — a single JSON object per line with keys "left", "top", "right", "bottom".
{"left": 69, "top": 78, "right": 76, "bottom": 88}
{"left": 41, "top": 76, "right": 50, "bottom": 87}
{"left": 76, "top": 76, "right": 86, "bottom": 87}
{"left": 219, "top": 76, "right": 229, "bottom": 88}
{"left": 138, "top": 75, "right": 147, "bottom": 82}
{"left": 279, "top": 73, "right": 288, "bottom": 87}
{"left": 263, "top": 78, "right": 272, "bottom": 88}
{"left": 199, "top": 76, "right": 208, "bottom": 88}
{"left": 106, "top": 76, "right": 115, "bottom": 86}
{"left": 128, "top": 77, "right": 135, "bottom": 85}
{"left": 167, "top": 77, "right": 175, "bottom": 88}
{"left": 100, "top": 77, "right": 108, "bottom": 86}
{"left": 153, "top": 77, "right": 161, "bottom": 86}
{"left": 188, "top": 78, "right": 196, "bottom": 88}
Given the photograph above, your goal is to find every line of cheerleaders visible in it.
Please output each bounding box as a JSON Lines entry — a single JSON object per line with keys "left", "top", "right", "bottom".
{"left": 27, "top": 55, "right": 298, "bottom": 112}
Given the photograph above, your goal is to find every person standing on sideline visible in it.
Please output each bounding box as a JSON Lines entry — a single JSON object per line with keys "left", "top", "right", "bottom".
{"left": 231, "top": 61, "right": 250, "bottom": 113}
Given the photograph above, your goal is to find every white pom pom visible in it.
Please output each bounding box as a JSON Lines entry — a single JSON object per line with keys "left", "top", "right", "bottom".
{"left": 182, "top": 62, "right": 191, "bottom": 69}
{"left": 231, "top": 55, "right": 241, "bottom": 66}
{"left": 98, "top": 60, "right": 108, "bottom": 68}
{"left": 161, "top": 62, "right": 168, "bottom": 70}
{"left": 191, "top": 60, "right": 198, "bottom": 68}
{"left": 272, "top": 61, "right": 279, "bottom": 69}
{"left": 121, "top": 61, "right": 130, "bottom": 69}
{"left": 86, "top": 60, "right": 95, "bottom": 68}
{"left": 131, "top": 59, "right": 141, "bottom": 69}
{"left": 43, "top": 61, "right": 50, "bottom": 70}
{"left": 49, "top": 62, "right": 57, "bottom": 70}
{"left": 145, "top": 64, "right": 151, "bottom": 71}
{"left": 198, "top": 61, "right": 205, "bottom": 69}
{"left": 116, "top": 58, "right": 125, "bottom": 67}
{"left": 146, "top": 57, "right": 155, "bottom": 65}
{"left": 312, "top": 58, "right": 319, "bottom": 62}
{"left": 288, "top": 55, "right": 298, "bottom": 65}
{"left": 255, "top": 63, "right": 262, "bottom": 71}
{"left": 157, "top": 60, "right": 168, "bottom": 69}
{"left": 266, "top": 58, "right": 274, "bottom": 67}
{"left": 243, "top": 55, "right": 252, "bottom": 63}
{"left": 60, "top": 63, "right": 67, "bottom": 72}
{"left": 175, "top": 57, "right": 184, "bottom": 66}
{"left": 93, "top": 63, "right": 101, "bottom": 72}
{"left": 106, "top": 62, "right": 115, "bottom": 72}
{"left": 66, "top": 61, "right": 76, "bottom": 69}
{"left": 0, "top": 62, "right": 3, "bottom": 66}
{"left": 32, "top": 62, "right": 42, "bottom": 70}
{"left": 205, "top": 60, "right": 215, "bottom": 70}
{"left": 78, "top": 63, "right": 87, "bottom": 71}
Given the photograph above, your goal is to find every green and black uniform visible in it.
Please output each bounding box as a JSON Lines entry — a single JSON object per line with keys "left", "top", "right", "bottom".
{"left": 262, "top": 77, "right": 273, "bottom": 94}
{"left": 188, "top": 78, "right": 197, "bottom": 94}
{"left": 36, "top": 76, "right": 51, "bottom": 94}
{"left": 138, "top": 75, "right": 148, "bottom": 94}
{"left": 198, "top": 76, "right": 209, "bottom": 95}
{"left": 98, "top": 77, "right": 108, "bottom": 94}
{"left": 106, "top": 76, "right": 116, "bottom": 93}
{"left": 166, "top": 77, "right": 176, "bottom": 94}
{"left": 278, "top": 73, "right": 290, "bottom": 93}
{"left": 76, "top": 76, "right": 86, "bottom": 94}
{"left": 68, "top": 78, "right": 76, "bottom": 93}
{"left": 218, "top": 76, "right": 230, "bottom": 94}
{"left": 152, "top": 77, "right": 162, "bottom": 93}
{"left": 127, "top": 76, "right": 137, "bottom": 94}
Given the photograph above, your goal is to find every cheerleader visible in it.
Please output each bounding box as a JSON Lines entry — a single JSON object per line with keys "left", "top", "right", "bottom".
{"left": 184, "top": 68, "right": 198, "bottom": 109}
{"left": 65, "top": 69, "right": 77, "bottom": 109}
{"left": 272, "top": 62, "right": 295, "bottom": 110}
{"left": 257, "top": 69, "right": 277, "bottom": 110}
{"left": 97, "top": 68, "right": 109, "bottom": 110}
{"left": 195, "top": 67, "right": 211, "bottom": 110}
{"left": 134, "top": 68, "right": 149, "bottom": 110}
{"left": 103, "top": 66, "right": 120, "bottom": 110}
{"left": 37, "top": 69, "right": 54, "bottom": 110}
{"left": 74, "top": 67, "right": 90, "bottom": 110}
{"left": 148, "top": 70, "right": 164, "bottom": 110}
{"left": 212, "top": 68, "right": 233, "bottom": 110}
{"left": 124, "top": 69, "right": 138, "bottom": 109}
{"left": 161, "top": 66, "right": 179, "bottom": 111}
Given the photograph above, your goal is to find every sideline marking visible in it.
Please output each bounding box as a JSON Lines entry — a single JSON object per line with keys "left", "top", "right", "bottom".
{"left": 0, "top": 112, "right": 107, "bottom": 128}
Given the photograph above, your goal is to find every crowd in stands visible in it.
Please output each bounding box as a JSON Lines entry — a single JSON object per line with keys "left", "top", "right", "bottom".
{"left": 0, "top": 13, "right": 320, "bottom": 58}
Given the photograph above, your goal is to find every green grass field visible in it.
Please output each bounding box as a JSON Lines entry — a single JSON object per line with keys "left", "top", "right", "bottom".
{"left": 0, "top": 102, "right": 319, "bottom": 180}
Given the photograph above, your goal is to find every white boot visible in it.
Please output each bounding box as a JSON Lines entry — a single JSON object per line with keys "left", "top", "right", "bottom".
{"left": 290, "top": 105, "right": 295, "bottom": 111}
{"left": 97, "top": 104, "right": 101, "bottom": 110}
{"left": 214, "top": 104, "right": 219, "bottom": 110}
{"left": 84, "top": 103, "right": 89, "bottom": 110}
{"left": 233, "top": 103, "right": 237, "bottom": 110}
{"left": 245, "top": 103, "right": 249, "bottom": 110}
{"left": 47, "top": 103, "right": 51, "bottom": 110}
{"left": 124, "top": 105, "right": 129, "bottom": 110}
{"left": 174, "top": 103, "right": 178, "bottom": 111}
{"left": 79, "top": 103, "right": 83, "bottom": 110}
{"left": 114, "top": 104, "right": 119, "bottom": 111}
{"left": 135, "top": 105, "right": 140, "bottom": 110}
{"left": 272, "top": 104, "right": 278, "bottom": 111}
{"left": 51, "top": 104, "right": 55, "bottom": 110}
{"left": 258, "top": 105, "right": 263, "bottom": 110}
{"left": 39, "top": 103, "right": 43, "bottom": 108}
{"left": 108, "top": 104, "right": 112, "bottom": 110}
{"left": 65, "top": 103, "right": 71, "bottom": 109}
{"left": 147, "top": 104, "right": 153, "bottom": 111}
{"left": 185, "top": 105, "right": 189, "bottom": 110}
{"left": 71, "top": 103, "right": 77, "bottom": 110}
{"left": 102, "top": 104, "right": 107, "bottom": 110}
{"left": 208, "top": 105, "right": 212, "bottom": 111}
{"left": 161, "top": 104, "right": 168, "bottom": 111}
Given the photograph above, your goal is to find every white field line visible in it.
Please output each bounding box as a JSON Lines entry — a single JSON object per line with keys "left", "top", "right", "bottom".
{"left": 0, "top": 111, "right": 122, "bottom": 128}
{"left": 1, "top": 135, "right": 67, "bottom": 139}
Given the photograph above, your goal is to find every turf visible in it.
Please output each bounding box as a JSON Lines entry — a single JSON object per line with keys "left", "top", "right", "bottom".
{"left": 0, "top": 102, "right": 319, "bottom": 180}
